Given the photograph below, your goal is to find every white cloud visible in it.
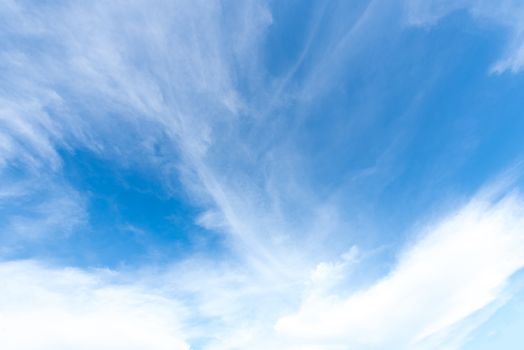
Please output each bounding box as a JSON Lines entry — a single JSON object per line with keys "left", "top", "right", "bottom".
{"left": 0, "top": 0, "right": 274, "bottom": 249}
{"left": 0, "top": 0, "right": 353, "bottom": 279}
{"left": 0, "top": 7, "right": 311, "bottom": 345}
{"left": 2, "top": 2, "right": 524, "bottom": 349}
{"left": 404, "top": 0, "right": 524, "bottom": 73}
{"left": 5, "top": 185, "right": 524, "bottom": 350}
{"left": 0, "top": 257, "right": 301, "bottom": 350}
{"left": 0, "top": 175, "right": 87, "bottom": 251}
{"left": 275, "top": 190, "right": 524, "bottom": 349}
{"left": 0, "top": 260, "right": 189, "bottom": 350}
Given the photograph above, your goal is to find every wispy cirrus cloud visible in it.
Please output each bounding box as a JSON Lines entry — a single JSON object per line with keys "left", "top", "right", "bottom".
{"left": 2, "top": 1, "right": 524, "bottom": 349}
{"left": 0, "top": 0, "right": 274, "bottom": 253}
{"left": 404, "top": 0, "right": 524, "bottom": 73}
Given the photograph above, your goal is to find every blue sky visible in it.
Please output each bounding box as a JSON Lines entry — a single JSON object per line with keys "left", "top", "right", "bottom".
{"left": 2, "top": 0, "right": 524, "bottom": 349}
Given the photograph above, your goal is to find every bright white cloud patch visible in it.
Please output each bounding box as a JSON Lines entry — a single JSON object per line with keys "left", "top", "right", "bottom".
{"left": 3, "top": 188, "right": 522, "bottom": 350}
{"left": 275, "top": 191, "right": 524, "bottom": 349}
{"left": 0, "top": 261, "right": 189, "bottom": 350}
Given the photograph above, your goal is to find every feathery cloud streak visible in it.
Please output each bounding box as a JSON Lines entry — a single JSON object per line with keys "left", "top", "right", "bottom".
{"left": 1, "top": 0, "right": 524, "bottom": 349}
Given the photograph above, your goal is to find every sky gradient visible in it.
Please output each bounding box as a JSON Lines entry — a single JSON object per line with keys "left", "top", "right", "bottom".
{"left": 2, "top": 1, "right": 524, "bottom": 349}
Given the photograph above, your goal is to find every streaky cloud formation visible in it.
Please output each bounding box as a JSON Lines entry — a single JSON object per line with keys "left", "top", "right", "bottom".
{"left": 2, "top": 183, "right": 523, "bottom": 350}
{"left": 276, "top": 187, "right": 524, "bottom": 349}
{"left": 1, "top": 0, "right": 524, "bottom": 349}
{"left": 405, "top": 0, "right": 524, "bottom": 73}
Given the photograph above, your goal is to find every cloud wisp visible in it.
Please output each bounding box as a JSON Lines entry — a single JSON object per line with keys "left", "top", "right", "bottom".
{"left": 2, "top": 1, "right": 524, "bottom": 349}
{"left": 404, "top": 0, "right": 524, "bottom": 73}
